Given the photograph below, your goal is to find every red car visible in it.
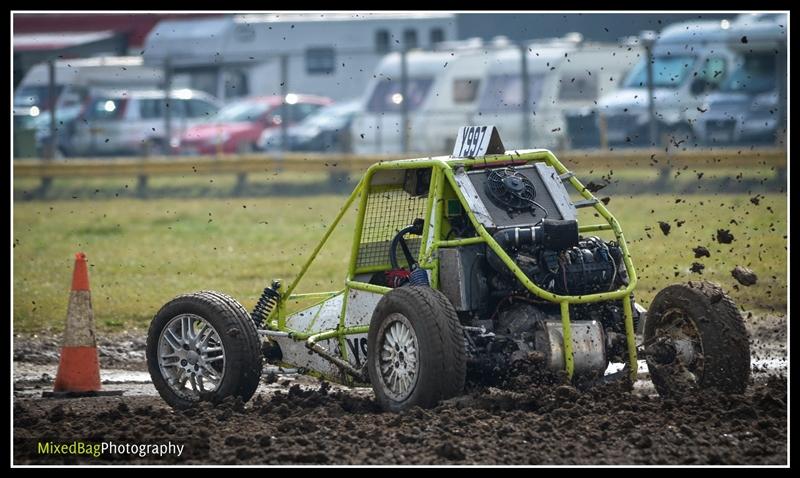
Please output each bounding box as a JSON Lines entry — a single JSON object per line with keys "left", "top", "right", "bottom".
{"left": 176, "top": 94, "right": 332, "bottom": 155}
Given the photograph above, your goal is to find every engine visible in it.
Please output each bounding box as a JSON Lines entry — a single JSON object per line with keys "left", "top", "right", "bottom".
{"left": 441, "top": 164, "right": 641, "bottom": 382}
{"left": 489, "top": 234, "right": 627, "bottom": 296}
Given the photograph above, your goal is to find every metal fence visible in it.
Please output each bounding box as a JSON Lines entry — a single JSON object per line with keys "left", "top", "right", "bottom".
{"left": 14, "top": 148, "right": 787, "bottom": 199}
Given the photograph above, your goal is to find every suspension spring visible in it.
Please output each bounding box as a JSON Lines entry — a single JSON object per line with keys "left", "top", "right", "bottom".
{"left": 251, "top": 280, "right": 281, "bottom": 329}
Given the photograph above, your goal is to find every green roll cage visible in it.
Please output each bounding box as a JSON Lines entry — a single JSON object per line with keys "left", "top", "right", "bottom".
{"left": 261, "top": 149, "right": 639, "bottom": 382}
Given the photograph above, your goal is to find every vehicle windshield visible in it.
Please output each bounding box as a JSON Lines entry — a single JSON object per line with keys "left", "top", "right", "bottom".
{"left": 477, "top": 73, "right": 546, "bottom": 112}
{"left": 214, "top": 101, "right": 272, "bottom": 122}
{"left": 14, "top": 85, "right": 65, "bottom": 109}
{"left": 624, "top": 55, "right": 696, "bottom": 88}
{"left": 366, "top": 78, "right": 434, "bottom": 113}
{"left": 302, "top": 102, "right": 360, "bottom": 128}
{"left": 720, "top": 54, "right": 776, "bottom": 94}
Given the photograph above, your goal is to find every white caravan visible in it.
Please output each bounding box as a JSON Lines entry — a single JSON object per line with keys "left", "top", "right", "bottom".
{"left": 350, "top": 49, "right": 453, "bottom": 155}
{"left": 475, "top": 36, "right": 639, "bottom": 151}
{"left": 413, "top": 37, "right": 516, "bottom": 154}
{"left": 143, "top": 13, "right": 456, "bottom": 103}
{"left": 352, "top": 37, "right": 515, "bottom": 155}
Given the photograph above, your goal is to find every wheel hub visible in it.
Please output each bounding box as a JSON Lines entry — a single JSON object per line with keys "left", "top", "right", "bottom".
{"left": 157, "top": 313, "right": 226, "bottom": 398}
{"left": 377, "top": 314, "right": 419, "bottom": 401}
{"left": 648, "top": 308, "right": 705, "bottom": 385}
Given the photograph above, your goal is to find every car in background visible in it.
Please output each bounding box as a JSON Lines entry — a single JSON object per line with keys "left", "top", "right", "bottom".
{"left": 694, "top": 13, "right": 786, "bottom": 146}
{"left": 68, "top": 88, "right": 220, "bottom": 157}
{"left": 15, "top": 56, "right": 163, "bottom": 114}
{"left": 258, "top": 99, "right": 360, "bottom": 153}
{"left": 176, "top": 94, "right": 332, "bottom": 155}
{"left": 597, "top": 19, "right": 738, "bottom": 147}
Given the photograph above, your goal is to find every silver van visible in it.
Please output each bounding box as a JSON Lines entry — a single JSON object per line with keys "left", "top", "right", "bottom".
{"left": 694, "top": 13, "right": 787, "bottom": 146}
{"left": 69, "top": 88, "right": 219, "bottom": 156}
{"left": 597, "top": 19, "right": 737, "bottom": 147}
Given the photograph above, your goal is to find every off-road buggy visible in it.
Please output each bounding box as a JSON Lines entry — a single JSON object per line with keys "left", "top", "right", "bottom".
{"left": 146, "top": 126, "right": 750, "bottom": 412}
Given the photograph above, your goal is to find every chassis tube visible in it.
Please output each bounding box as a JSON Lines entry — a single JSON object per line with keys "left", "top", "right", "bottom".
{"left": 622, "top": 295, "right": 639, "bottom": 382}
{"left": 284, "top": 176, "right": 365, "bottom": 302}
{"left": 430, "top": 167, "right": 445, "bottom": 288}
{"left": 560, "top": 301, "right": 575, "bottom": 379}
{"left": 306, "top": 326, "right": 370, "bottom": 381}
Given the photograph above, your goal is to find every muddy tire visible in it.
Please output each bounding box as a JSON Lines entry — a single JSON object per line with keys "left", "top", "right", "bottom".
{"left": 196, "top": 290, "right": 264, "bottom": 401}
{"left": 367, "top": 287, "right": 466, "bottom": 412}
{"left": 644, "top": 281, "right": 750, "bottom": 397}
{"left": 146, "top": 291, "right": 263, "bottom": 409}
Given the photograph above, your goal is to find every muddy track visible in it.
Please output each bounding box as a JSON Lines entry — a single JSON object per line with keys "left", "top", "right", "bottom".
{"left": 14, "top": 331, "right": 147, "bottom": 371}
{"left": 14, "top": 369, "right": 786, "bottom": 465}
{"left": 13, "top": 312, "right": 789, "bottom": 465}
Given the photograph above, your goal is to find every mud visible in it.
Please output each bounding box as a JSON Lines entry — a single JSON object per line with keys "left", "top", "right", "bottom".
{"left": 692, "top": 246, "right": 711, "bottom": 258}
{"left": 715, "top": 229, "right": 735, "bottom": 244}
{"left": 732, "top": 266, "right": 758, "bottom": 286}
{"left": 689, "top": 262, "right": 705, "bottom": 274}
{"left": 584, "top": 180, "right": 609, "bottom": 193}
{"left": 14, "top": 330, "right": 146, "bottom": 371}
{"left": 14, "top": 369, "right": 787, "bottom": 465}
{"left": 13, "top": 310, "right": 787, "bottom": 466}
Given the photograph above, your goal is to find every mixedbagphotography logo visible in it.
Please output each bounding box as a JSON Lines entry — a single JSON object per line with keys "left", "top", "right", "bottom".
{"left": 37, "top": 441, "right": 184, "bottom": 459}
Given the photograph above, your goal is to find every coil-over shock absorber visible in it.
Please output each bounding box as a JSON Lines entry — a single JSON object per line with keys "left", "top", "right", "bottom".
{"left": 251, "top": 280, "right": 281, "bottom": 329}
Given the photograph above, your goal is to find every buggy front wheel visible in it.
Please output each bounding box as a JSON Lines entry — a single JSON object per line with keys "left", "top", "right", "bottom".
{"left": 146, "top": 291, "right": 263, "bottom": 409}
{"left": 367, "top": 287, "right": 466, "bottom": 412}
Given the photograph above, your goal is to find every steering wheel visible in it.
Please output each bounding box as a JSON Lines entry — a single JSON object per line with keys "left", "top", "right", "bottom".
{"left": 389, "top": 218, "right": 425, "bottom": 271}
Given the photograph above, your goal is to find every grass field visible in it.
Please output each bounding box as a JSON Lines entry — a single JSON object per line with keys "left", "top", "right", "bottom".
{"left": 13, "top": 190, "right": 787, "bottom": 333}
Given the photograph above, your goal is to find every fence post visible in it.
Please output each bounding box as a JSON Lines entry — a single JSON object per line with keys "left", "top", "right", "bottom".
{"left": 775, "top": 165, "right": 787, "bottom": 186}
{"left": 775, "top": 42, "right": 787, "bottom": 147}
{"left": 520, "top": 42, "right": 531, "bottom": 148}
{"left": 280, "top": 54, "right": 289, "bottom": 152}
{"left": 400, "top": 47, "right": 409, "bottom": 154}
{"left": 46, "top": 59, "right": 57, "bottom": 160}
{"left": 163, "top": 57, "right": 172, "bottom": 157}
{"left": 598, "top": 112, "right": 608, "bottom": 150}
{"left": 136, "top": 174, "right": 149, "bottom": 198}
{"left": 640, "top": 32, "right": 658, "bottom": 147}
{"left": 234, "top": 172, "right": 248, "bottom": 196}
{"left": 38, "top": 59, "right": 57, "bottom": 198}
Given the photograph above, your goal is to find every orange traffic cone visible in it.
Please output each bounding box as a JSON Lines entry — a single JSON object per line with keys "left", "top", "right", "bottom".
{"left": 44, "top": 253, "right": 122, "bottom": 398}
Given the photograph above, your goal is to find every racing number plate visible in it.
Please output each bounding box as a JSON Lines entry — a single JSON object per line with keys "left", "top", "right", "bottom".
{"left": 452, "top": 125, "right": 505, "bottom": 158}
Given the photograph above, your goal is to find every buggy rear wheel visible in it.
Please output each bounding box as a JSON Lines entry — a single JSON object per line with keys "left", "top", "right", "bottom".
{"left": 643, "top": 281, "right": 750, "bottom": 397}
{"left": 367, "top": 287, "right": 466, "bottom": 412}
{"left": 146, "top": 291, "right": 263, "bottom": 409}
